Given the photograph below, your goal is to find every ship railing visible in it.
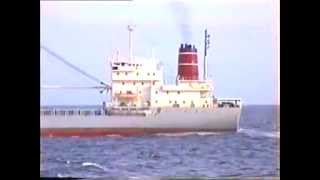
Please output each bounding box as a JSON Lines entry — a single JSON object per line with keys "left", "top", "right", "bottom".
{"left": 40, "top": 109, "right": 106, "bottom": 116}
{"left": 217, "top": 99, "right": 241, "bottom": 108}
{"left": 111, "top": 106, "right": 151, "bottom": 111}
{"left": 40, "top": 106, "right": 153, "bottom": 116}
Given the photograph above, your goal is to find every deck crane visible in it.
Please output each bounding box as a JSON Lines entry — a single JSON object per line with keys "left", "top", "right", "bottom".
{"left": 40, "top": 45, "right": 111, "bottom": 93}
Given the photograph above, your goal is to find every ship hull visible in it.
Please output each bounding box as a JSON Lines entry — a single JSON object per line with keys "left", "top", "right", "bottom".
{"left": 41, "top": 108, "right": 241, "bottom": 137}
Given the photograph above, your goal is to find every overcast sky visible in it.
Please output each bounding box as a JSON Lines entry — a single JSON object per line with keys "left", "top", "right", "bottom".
{"left": 40, "top": 0, "right": 279, "bottom": 105}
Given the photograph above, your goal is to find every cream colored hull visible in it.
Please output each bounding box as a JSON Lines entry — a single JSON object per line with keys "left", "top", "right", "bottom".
{"left": 40, "top": 107, "right": 241, "bottom": 137}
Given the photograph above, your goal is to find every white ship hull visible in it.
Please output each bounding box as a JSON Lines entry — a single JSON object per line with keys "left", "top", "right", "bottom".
{"left": 40, "top": 107, "right": 241, "bottom": 137}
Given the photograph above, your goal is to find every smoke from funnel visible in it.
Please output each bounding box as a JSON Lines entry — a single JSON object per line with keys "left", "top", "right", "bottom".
{"left": 170, "top": 1, "right": 193, "bottom": 43}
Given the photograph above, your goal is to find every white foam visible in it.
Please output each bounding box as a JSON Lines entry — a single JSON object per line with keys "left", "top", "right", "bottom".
{"left": 238, "top": 128, "right": 280, "bottom": 138}
{"left": 105, "top": 134, "right": 124, "bottom": 138}
{"left": 155, "top": 131, "right": 221, "bottom": 137}
{"left": 82, "top": 162, "right": 107, "bottom": 171}
{"left": 57, "top": 173, "right": 69, "bottom": 178}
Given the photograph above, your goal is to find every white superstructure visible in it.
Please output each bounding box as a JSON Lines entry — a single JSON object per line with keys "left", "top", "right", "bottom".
{"left": 110, "top": 60, "right": 216, "bottom": 109}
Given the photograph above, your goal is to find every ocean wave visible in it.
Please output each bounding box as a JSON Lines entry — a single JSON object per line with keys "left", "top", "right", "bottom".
{"left": 57, "top": 173, "right": 72, "bottom": 178}
{"left": 82, "top": 162, "right": 107, "bottom": 171}
{"left": 238, "top": 128, "right": 280, "bottom": 138}
{"left": 155, "top": 131, "right": 221, "bottom": 137}
{"left": 128, "top": 176, "right": 162, "bottom": 180}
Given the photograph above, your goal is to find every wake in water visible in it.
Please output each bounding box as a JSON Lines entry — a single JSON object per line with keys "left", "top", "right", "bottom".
{"left": 155, "top": 131, "right": 223, "bottom": 137}
{"left": 238, "top": 128, "right": 280, "bottom": 138}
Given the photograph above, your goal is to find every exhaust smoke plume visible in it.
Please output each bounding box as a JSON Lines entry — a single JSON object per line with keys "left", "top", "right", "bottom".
{"left": 169, "top": 1, "right": 193, "bottom": 43}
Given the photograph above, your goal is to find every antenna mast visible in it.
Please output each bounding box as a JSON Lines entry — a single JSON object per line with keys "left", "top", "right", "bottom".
{"left": 204, "top": 29, "right": 210, "bottom": 80}
{"left": 128, "top": 25, "right": 134, "bottom": 62}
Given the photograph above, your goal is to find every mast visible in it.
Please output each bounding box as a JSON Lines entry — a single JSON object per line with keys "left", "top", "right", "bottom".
{"left": 128, "top": 25, "right": 134, "bottom": 62}
{"left": 151, "top": 48, "right": 155, "bottom": 59}
{"left": 203, "top": 29, "right": 210, "bottom": 80}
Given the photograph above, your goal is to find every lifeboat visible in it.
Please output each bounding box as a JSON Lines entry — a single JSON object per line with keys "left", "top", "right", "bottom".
{"left": 115, "top": 91, "right": 138, "bottom": 99}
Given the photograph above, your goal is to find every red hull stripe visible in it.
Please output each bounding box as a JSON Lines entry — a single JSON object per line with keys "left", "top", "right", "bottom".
{"left": 41, "top": 128, "right": 233, "bottom": 137}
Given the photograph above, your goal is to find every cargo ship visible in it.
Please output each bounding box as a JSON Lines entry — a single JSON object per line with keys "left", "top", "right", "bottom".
{"left": 40, "top": 25, "right": 242, "bottom": 137}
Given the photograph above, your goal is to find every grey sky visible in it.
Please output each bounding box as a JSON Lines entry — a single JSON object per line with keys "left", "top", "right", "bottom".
{"left": 40, "top": 0, "right": 279, "bottom": 105}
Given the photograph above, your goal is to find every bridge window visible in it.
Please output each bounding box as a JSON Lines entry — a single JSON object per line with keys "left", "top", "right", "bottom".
{"left": 125, "top": 72, "right": 128, "bottom": 75}
{"left": 112, "top": 66, "right": 118, "bottom": 70}
{"left": 133, "top": 82, "right": 136, "bottom": 85}
{"left": 177, "top": 91, "right": 180, "bottom": 95}
{"left": 122, "top": 82, "right": 125, "bottom": 85}
{"left": 152, "top": 81, "right": 155, "bottom": 85}
{"left": 166, "top": 91, "right": 169, "bottom": 94}
{"left": 117, "top": 72, "right": 120, "bottom": 75}
{"left": 136, "top": 72, "right": 139, "bottom": 76}
{"left": 173, "top": 102, "right": 180, "bottom": 107}
{"left": 141, "top": 82, "right": 144, "bottom": 85}
{"left": 120, "top": 102, "right": 127, "bottom": 106}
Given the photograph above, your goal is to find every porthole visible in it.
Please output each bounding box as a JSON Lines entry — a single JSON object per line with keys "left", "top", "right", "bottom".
{"left": 155, "top": 100, "right": 158, "bottom": 103}
{"left": 141, "top": 82, "right": 144, "bottom": 85}
{"left": 183, "top": 100, "right": 185, "bottom": 104}
{"left": 122, "top": 82, "right": 125, "bottom": 85}
{"left": 117, "top": 72, "right": 120, "bottom": 75}
{"left": 155, "top": 91, "right": 158, "bottom": 94}
{"left": 177, "top": 91, "right": 180, "bottom": 94}
{"left": 125, "top": 72, "right": 128, "bottom": 75}
{"left": 136, "top": 72, "right": 139, "bottom": 76}
{"left": 147, "top": 73, "right": 150, "bottom": 76}
{"left": 153, "top": 73, "right": 155, "bottom": 76}
{"left": 133, "top": 82, "right": 136, "bottom": 85}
